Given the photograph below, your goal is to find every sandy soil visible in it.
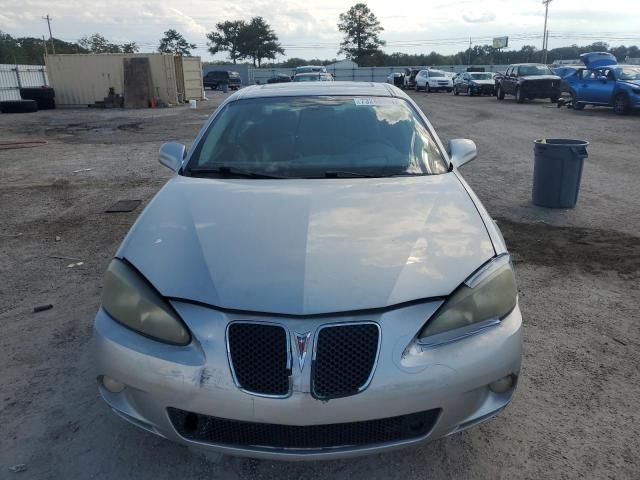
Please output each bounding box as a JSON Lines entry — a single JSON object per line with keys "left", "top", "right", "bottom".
{"left": 0, "top": 89, "right": 638, "bottom": 479}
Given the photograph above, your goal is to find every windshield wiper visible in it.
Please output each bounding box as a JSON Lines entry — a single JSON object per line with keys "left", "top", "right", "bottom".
{"left": 187, "top": 166, "right": 288, "bottom": 179}
{"left": 323, "top": 171, "right": 379, "bottom": 178}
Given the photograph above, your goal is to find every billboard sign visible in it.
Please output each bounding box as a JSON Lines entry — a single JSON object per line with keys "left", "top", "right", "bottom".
{"left": 493, "top": 36, "right": 509, "bottom": 49}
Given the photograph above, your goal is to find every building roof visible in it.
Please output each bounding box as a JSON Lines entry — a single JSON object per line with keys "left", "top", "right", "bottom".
{"left": 234, "top": 81, "right": 404, "bottom": 99}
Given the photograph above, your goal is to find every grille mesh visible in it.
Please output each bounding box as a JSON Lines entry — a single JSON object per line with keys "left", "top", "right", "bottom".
{"left": 227, "top": 323, "right": 290, "bottom": 396}
{"left": 168, "top": 407, "right": 440, "bottom": 450}
{"left": 312, "top": 323, "right": 380, "bottom": 399}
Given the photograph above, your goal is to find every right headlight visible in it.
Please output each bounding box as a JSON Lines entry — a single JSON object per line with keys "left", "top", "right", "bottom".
{"left": 101, "top": 258, "right": 191, "bottom": 345}
{"left": 419, "top": 255, "right": 517, "bottom": 340}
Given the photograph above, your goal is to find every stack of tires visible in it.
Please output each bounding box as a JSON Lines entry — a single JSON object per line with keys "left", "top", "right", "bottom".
{"left": 0, "top": 87, "right": 56, "bottom": 114}
{"left": 20, "top": 87, "right": 56, "bottom": 110}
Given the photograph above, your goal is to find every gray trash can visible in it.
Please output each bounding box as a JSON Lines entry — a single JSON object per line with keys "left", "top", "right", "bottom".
{"left": 532, "top": 139, "right": 589, "bottom": 208}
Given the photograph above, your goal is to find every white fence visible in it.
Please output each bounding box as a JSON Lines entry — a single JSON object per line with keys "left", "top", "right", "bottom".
{"left": 249, "top": 65, "right": 509, "bottom": 85}
{"left": 0, "top": 64, "right": 49, "bottom": 101}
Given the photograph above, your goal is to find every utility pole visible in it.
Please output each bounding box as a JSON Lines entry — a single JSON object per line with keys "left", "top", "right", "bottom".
{"left": 542, "top": 0, "right": 552, "bottom": 64}
{"left": 468, "top": 37, "right": 472, "bottom": 66}
{"left": 43, "top": 14, "right": 55, "bottom": 55}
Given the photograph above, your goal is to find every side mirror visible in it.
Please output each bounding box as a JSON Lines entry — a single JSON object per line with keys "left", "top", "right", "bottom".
{"left": 448, "top": 139, "right": 477, "bottom": 169}
{"left": 159, "top": 142, "right": 186, "bottom": 172}
{"left": 598, "top": 75, "right": 607, "bottom": 83}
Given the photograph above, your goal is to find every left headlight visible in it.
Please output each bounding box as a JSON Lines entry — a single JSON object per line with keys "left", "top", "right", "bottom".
{"left": 419, "top": 255, "right": 517, "bottom": 340}
{"left": 102, "top": 259, "right": 191, "bottom": 345}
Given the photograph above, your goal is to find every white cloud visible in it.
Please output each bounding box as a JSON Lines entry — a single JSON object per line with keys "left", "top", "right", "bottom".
{"left": 0, "top": 0, "right": 638, "bottom": 60}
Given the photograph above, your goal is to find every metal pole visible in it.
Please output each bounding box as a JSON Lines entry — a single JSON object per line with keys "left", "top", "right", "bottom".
{"left": 542, "top": 0, "right": 552, "bottom": 63}
{"left": 468, "top": 37, "right": 472, "bottom": 66}
{"left": 43, "top": 14, "right": 55, "bottom": 54}
{"left": 544, "top": 30, "right": 550, "bottom": 64}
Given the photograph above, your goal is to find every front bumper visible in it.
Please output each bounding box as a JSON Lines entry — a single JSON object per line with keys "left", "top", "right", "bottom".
{"left": 470, "top": 85, "right": 495, "bottom": 95}
{"left": 94, "top": 299, "right": 523, "bottom": 460}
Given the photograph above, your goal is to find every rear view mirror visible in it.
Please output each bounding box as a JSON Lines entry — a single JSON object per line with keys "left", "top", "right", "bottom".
{"left": 159, "top": 142, "right": 186, "bottom": 172}
{"left": 448, "top": 139, "right": 477, "bottom": 169}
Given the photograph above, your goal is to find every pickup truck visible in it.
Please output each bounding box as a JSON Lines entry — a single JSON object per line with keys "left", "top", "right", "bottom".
{"left": 203, "top": 71, "right": 242, "bottom": 90}
{"left": 496, "top": 64, "right": 561, "bottom": 103}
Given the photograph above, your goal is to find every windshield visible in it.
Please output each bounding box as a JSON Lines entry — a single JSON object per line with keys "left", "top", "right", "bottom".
{"left": 296, "top": 66, "right": 325, "bottom": 74}
{"left": 615, "top": 67, "right": 640, "bottom": 80}
{"left": 470, "top": 73, "right": 493, "bottom": 80}
{"left": 186, "top": 96, "right": 448, "bottom": 179}
{"left": 428, "top": 71, "right": 444, "bottom": 77}
{"left": 294, "top": 75, "right": 320, "bottom": 82}
{"left": 519, "top": 65, "right": 554, "bottom": 76}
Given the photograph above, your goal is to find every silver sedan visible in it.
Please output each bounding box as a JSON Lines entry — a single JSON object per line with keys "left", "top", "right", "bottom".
{"left": 94, "top": 81, "right": 523, "bottom": 460}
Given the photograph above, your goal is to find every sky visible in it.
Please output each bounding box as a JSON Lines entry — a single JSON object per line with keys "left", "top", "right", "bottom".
{"left": 1, "top": 0, "right": 639, "bottom": 61}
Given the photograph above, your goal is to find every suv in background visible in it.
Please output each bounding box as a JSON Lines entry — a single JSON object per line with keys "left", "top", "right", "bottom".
{"left": 292, "top": 72, "right": 334, "bottom": 82}
{"left": 294, "top": 65, "right": 328, "bottom": 75}
{"left": 403, "top": 68, "right": 422, "bottom": 89}
{"left": 415, "top": 69, "right": 453, "bottom": 92}
{"left": 496, "top": 64, "right": 560, "bottom": 103}
{"left": 203, "top": 71, "right": 242, "bottom": 90}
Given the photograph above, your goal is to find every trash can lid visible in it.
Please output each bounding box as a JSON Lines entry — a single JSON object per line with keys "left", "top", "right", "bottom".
{"left": 534, "top": 139, "right": 589, "bottom": 147}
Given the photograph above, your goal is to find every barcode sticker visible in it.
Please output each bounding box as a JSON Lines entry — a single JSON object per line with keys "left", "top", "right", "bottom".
{"left": 354, "top": 98, "right": 377, "bottom": 106}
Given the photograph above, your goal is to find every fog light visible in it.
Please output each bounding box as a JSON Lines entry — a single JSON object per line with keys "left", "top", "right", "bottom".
{"left": 489, "top": 374, "right": 516, "bottom": 394}
{"left": 101, "top": 375, "right": 125, "bottom": 393}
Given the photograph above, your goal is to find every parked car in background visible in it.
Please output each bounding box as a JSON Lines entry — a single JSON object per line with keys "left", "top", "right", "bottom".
{"left": 267, "top": 74, "right": 292, "bottom": 84}
{"left": 453, "top": 72, "right": 496, "bottom": 96}
{"left": 294, "top": 65, "right": 328, "bottom": 75}
{"left": 495, "top": 64, "right": 560, "bottom": 103}
{"left": 203, "top": 71, "right": 242, "bottom": 91}
{"left": 415, "top": 69, "right": 453, "bottom": 92}
{"left": 562, "top": 52, "right": 640, "bottom": 114}
{"left": 94, "top": 81, "right": 522, "bottom": 460}
{"left": 403, "top": 68, "right": 422, "bottom": 89}
{"left": 293, "top": 72, "right": 334, "bottom": 82}
{"left": 386, "top": 72, "right": 404, "bottom": 87}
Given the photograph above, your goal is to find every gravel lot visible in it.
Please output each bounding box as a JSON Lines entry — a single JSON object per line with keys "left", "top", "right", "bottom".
{"left": 1, "top": 89, "right": 638, "bottom": 479}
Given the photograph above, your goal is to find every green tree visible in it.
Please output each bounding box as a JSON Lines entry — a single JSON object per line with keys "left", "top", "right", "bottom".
{"left": 0, "top": 31, "right": 88, "bottom": 63}
{"left": 337, "top": 3, "right": 385, "bottom": 61}
{"left": 241, "top": 17, "right": 284, "bottom": 67}
{"left": 78, "top": 33, "right": 138, "bottom": 54}
{"left": 206, "top": 20, "right": 247, "bottom": 64}
{"left": 158, "top": 29, "right": 196, "bottom": 56}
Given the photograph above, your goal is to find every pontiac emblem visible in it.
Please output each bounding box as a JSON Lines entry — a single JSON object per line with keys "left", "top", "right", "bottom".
{"left": 294, "top": 332, "right": 311, "bottom": 370}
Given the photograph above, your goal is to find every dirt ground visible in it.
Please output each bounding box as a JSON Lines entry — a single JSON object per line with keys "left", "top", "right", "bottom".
{"left": 1, "top": 89, "right": 638, "bottom": 480}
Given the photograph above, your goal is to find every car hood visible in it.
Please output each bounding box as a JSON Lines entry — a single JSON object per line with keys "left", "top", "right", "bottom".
{"left": 520, "top": 75, "right": 561, "bottom": 81}
{"left": 118, "top": 175, "right": 495, "bottom": 315}
{"left": 470, "top": 79, "right": 495, "bottom": 85}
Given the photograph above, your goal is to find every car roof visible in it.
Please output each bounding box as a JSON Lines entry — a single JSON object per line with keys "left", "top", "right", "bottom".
{"left": 510, "top": 63, "right": 548, "bottom": 66}
{"left": 234, "top": 81, "right": 403, "bottom": 99}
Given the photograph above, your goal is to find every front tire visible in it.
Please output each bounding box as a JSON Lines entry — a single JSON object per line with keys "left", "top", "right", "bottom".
{"left": 613, "top": 93, "right": 630, "bottom": 115}
{"left": 550, "top": 95, "right": 559, "bottom": 103}
{"left": 497, "top": 85, "right": 505, "bottom": 100}
{"left": 515, "top": 87, "right": 525, "bottom": 103}
{"left": 571, "top": 92, "right": 585, "bottom": 110}
{"left": 453, "top": 86, "right": 459, "bottom": 95}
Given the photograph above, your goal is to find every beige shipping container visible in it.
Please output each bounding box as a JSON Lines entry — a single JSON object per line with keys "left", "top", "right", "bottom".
{"left": 45, "top": 53, "right": 203, "bottom": 107}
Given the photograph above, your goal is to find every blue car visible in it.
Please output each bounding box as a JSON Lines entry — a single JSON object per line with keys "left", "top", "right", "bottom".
{"left": 563, "top": 52, "right": 640, "bottom": 114}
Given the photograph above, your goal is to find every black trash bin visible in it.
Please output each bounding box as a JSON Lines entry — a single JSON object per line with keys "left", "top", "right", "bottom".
{"left": 532, "top": 139, "right": 589, "bottom": 208}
